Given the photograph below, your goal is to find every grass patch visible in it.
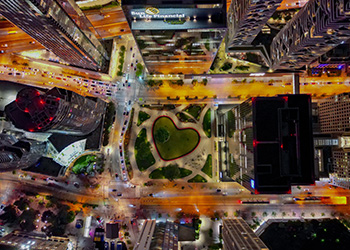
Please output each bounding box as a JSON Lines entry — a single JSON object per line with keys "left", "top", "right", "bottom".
{"left": 229, "top": 154, "right": 239, "bottom": 177}
{"left": 176, "top": 112, "right": 196, "bottom": 123}
{"left": 72, "top": 155, "right": 97, "bottom": 174}
{"left": 188, "top": 175, "right": 207, "bottom": 183}
{"left": 203, "top": 109, "right": 211, "bottom": 138}
{"left": 201, "top": 154, "right": 212, "bottom": 178}
{"left": 184, "top": 104, "right": 204, "bottom": 121}
{"left": 137, "top": 111, "right": 150, "bottom": 126}
{"left": 227, "top": 110, "right": 236, "bottom": 138}
{"left": 135, "top": 128, "right": 155, "bottom": 171}
{"left": 153, "top": 116, "right": 200, "bottom": 161}
{"left": 149, "top": 164, "right": 192, "bottom": 180}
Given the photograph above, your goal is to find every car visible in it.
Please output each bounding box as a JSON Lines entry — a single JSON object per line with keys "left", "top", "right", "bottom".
{"left": 134, "top": 67, "right": 137, "bottom": 71}
{"left": 1, "top": 44, "right": 8, "bottom": 47}
{"left": 131, "top": 63, "right": 133, "bottom": 67}
{"left": 0, "top": 204, "right": 6, "bottom": 210}
{"left": 128, "top": 82, "right": 131, "bottom": 88}
{"left": 130, "top": 47, "right": 133, "bottom": 51}
{"left": 148, "top": 193, "right": 153, "bottom": 197}
{"left": 285, "top": 82, "right": 291, "bottom": 85}
{"left": 64, "top": 181, "right": 69, "bottom": 185}
{"left": 104, "top": 242, "right": 109, "bottom": 250}
{"left": 120, "top": 29, "right": 125, "bottom": 32}
{"left": 117, "top": 193, "right": 122, "bottom": 197}
{"left": 8, "top": 72, "right": 13, "bottom": 75}
{"left": 268, "top": 83, "right": 273, "bottom": 86}
{"left": 115, "top": 173, "right": 119, "bottom": 178}
{"left": 132, "top": 53, "right": 135, "bottom": 58}
{"left": 136, "top": 60, "right": 139, "bottom": 63}
{"left": 216, "top": 189, "right": 221, "bottom": 192}
{"left": 31, "top": 177, "right": 36, "bottom": 181}
{"left": 0, "top": 50, "right": 4, "bottom": 54}
{"left": 124, "top": 120, "right": 128, "bottom": 125}
{"left": 73, "top": 182, "right": 80, "bottom": 188}
{"left": 112, "top": 189, "right": 117, "bottom": 192}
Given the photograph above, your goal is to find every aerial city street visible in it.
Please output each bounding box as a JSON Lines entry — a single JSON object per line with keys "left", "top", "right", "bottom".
{"left": 1, "top": 0, "right": 350, "bottom": 250}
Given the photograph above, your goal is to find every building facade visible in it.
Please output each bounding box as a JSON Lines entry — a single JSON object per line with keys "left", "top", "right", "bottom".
{"left": 318, "top": 93, "right": 350, "bottom": 134}
{"left": 227, "top": 0, "right": 282, "bottom": 47}
{"left": 318, "top": 93, "right": 350, "bottom": 188}
{"left": 122, "top": 0, "right": 227, "bottom": 75}
{"left": 0, "top": 133, "right": 46, "bottom": 172}
{"left": 0, "top": 0, "right": 109, "bottom": 71}
{"left": 5, "top": 87, "right": 104, "bottom": 135}
{"left": 223, "top": 218, "right": 269, "bottom": 250}
{"left": 271, "top": 0, "right": 350, "bottom": 70}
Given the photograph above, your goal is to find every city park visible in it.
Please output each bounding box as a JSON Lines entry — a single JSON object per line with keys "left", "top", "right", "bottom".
{"left": 124, "top": 103, "right": 214, "bottom": 184}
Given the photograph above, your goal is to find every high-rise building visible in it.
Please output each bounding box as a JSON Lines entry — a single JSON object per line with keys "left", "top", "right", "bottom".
{"left": 222, "top": 218, "right": 269, "bottom": 250}
{"left": 271, "top": 0, "right": 350, "bottom": 70}
{"left": 5, "top": 87, "right": 104, "bottom": 135}
{"left": 319, "top": 93, "right": 350, "bottom": 134}
{"left": 122, "top": 0, "right": 227, "bottom": 75}
{"left": 232, "top": 95, "right": 315, "bottom": 194}
{"left": 318, "top": 93, "right": 350, "bottom": 188}
{"left": 0, "top": 133, "right": 46, "bottom": 172}
{"left": 227, "top": 0, "right": 282, "bottom": 47}
{"left": 0, "top": 0, "right": 109, "bottom": 71}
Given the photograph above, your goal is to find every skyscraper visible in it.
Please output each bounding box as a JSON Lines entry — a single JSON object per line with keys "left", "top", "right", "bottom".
{"left": 5, "top": 87, "right": 104, "bottom": 135}
{"left": 271, "top": 0, "right": 350, "bottom": 70}
{"left": 122, "top": 0, "right": 227, "bottom": 74}
{"left": 0, "top": 133, "right": 46, "bottom": 172}
{"left": 318, "top": 93, "right": 350, "bottom": 189}
{"left": 319, "top": 93, "right": 350, "bottom": 134}
{"left": 227, "top": 0, "right": 282, "bottom": 47}
{"left": 222, "top": 218, "right": 269, "bottom": 250}
{"left": 0, "top": 0, "right": 109, "bottom": 71}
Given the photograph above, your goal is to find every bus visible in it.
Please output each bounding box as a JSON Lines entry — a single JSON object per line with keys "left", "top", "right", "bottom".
{"left": 238, "top": 198, "right": 270, "bottom": 204}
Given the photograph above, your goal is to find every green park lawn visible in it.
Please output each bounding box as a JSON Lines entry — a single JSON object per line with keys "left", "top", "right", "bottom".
{"left": 227, "top": 110, "right": 236, "bottom": 138}
{"left": 149, "top": 164, "right": 192, "bottom": 180}
{"left": 135, "top": 128, "right": 155, "bottom": 171}
{"left": 153, "top": 116, "right": 200, "bottom": 161}
{"left": 201, "top": 154, "right": 212, "bottom": 178}
{"left": 137, "top": 111, "right": 151, "bottom": 126}
{"left": 188, "top": 174, "right": 207, "bottom": 183}
{"left": 203, "top": 109, "right": 211, "bottom": 138}
{"left": 184, "top": 104, "right": 204, "bottom": 121}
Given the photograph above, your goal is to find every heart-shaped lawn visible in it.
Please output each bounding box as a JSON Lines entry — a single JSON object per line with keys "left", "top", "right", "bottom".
{"left": 152, "top": 116, "right": 200, "bottom": 161}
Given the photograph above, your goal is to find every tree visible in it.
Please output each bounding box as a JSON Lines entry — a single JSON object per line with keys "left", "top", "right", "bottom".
{"left": 163, "top": 164, "right": 180, "bottom": 181}
{"left": 282, "top": 212, "right": 286, "bottom": 217}
{"left": 19, "top": 208, "right": 39, "bottom": 232}
{"left": 14, "top": 198, "right": 29, "bottom": 211}
{"left": 221, "top": 62, "right": 233, "bottom": 71}
{"left": 263, "top": 212, "right": 268, "bottom": 217}
{"left": 154, "top": 128, "right": 170, "bottom": 143}
{"left": 120, "top": 45, "right": 126, "bottom": 51}
{"left": 251, "top": 212, "right": 256, "bottom": 217}
{"left": 0, "top": 205, "right": 17, "bottom": 224}
{"left": 42, "top": 210, "right": 55, "bottom": 223}
{"left": 202, "top": 78, "right": 208, "bottom": 86}
{"left": 272, "top": 211, "right": 277, "bottom": 217}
